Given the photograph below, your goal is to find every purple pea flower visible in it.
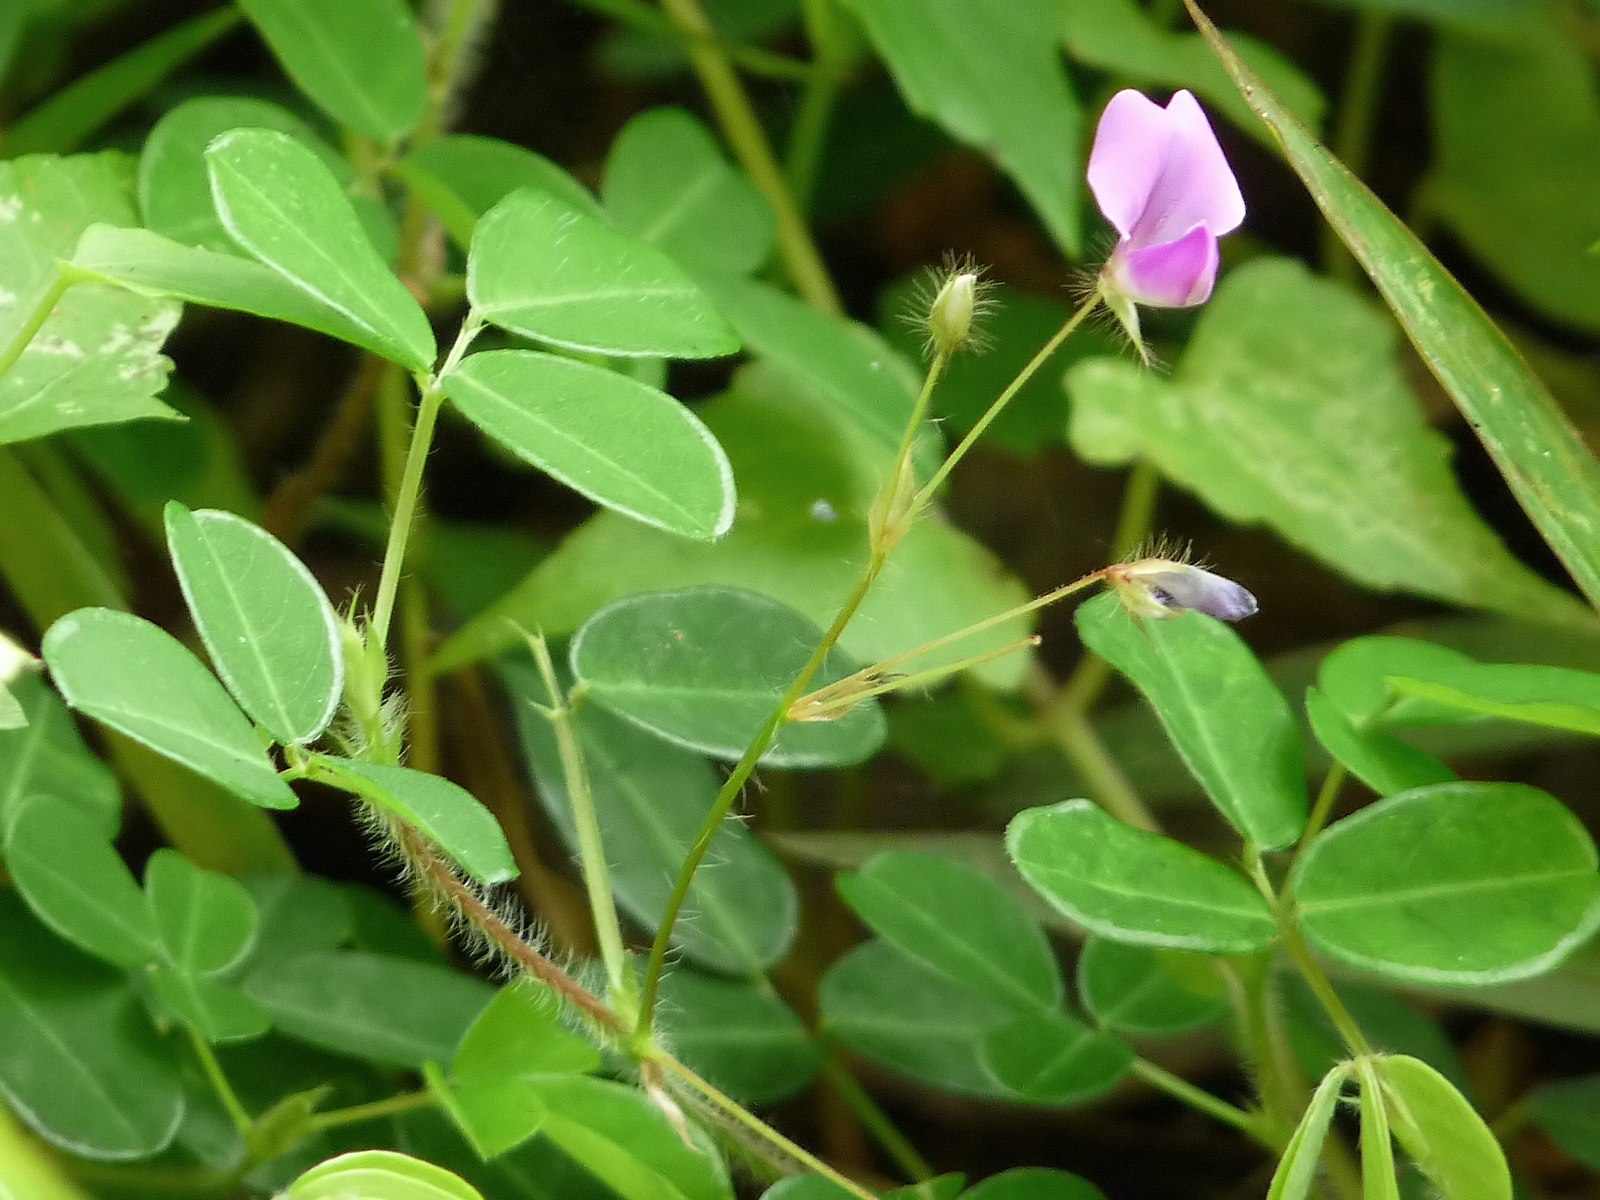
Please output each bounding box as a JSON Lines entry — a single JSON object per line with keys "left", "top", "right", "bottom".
{"left": 1107, "top": 557, "right": 1258, "bottom": 623}
{"left": 1088, "top": 89, "right": 1244, "bottom": 336}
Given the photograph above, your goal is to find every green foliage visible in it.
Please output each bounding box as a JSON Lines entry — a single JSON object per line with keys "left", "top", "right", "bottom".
{"left": 1376, "top": 1055, "right": 1511, "bottom": 1200}
{"left": 166, "top": 503, "right": 343, "bottom": 746}
{"left": 1068, "top": 259, "right": 1581, "bottom": 625}
{"left": 205, "top": 129, "right": 436, "bottom": 372}
{"left": 1008, "top": 800, "right": 1277, "bottom": 954}
{"left": 652, "top": 969, "right": 819, "bottom": 1105}
{"left": 1291, "top": 782, "right": 1600, "bottom": 984}
{"left": 1268, "top": 1065, "right": 1350, "bottom": 1200}
{"left": 1076, "top": 592, "right": 1306, "bottom": 849}
{"left": 1526, "top": 1074, "right": 1600, "bottom": 1172}
{"left": 839, "top": 0, "right": 1083, "bottom": 254}
{"left": 43, "top": 608, "right": 299, "bottom": 809}
{"left": 283, "top": 1150, "right": 484, "bottom": 1200}
{"left": 571, "top": 586, "right": 884, "bottom": 766}
{"left": 398, "top": 135, "right": 599, "bottom": 248}
{"left": 1075, "top": 938, "right": 1226, "bottom": 1037}
{"left": 467, "top": 190, "right": 738, "bottom": 359}
{"left": 0, "top": 667, "right": 120, "bottom": 844}
{"left": 443, "top": 351, "right": 736, "bottom": 540}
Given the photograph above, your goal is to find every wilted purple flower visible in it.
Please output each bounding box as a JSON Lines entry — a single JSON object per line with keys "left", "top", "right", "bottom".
{"left": 1088, "top": 89, "right": 1244, "bottom": 315}
{"left": 1106, "top": 558, "right": 1257, "bottom": 623}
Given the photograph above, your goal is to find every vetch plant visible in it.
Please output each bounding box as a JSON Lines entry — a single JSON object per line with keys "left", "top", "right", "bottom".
{"left": 0, "top": 3, "right": 1598, "bottom": 1200}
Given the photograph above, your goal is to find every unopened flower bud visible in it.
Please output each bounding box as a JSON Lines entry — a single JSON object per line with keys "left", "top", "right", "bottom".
{"left": 1106, "top": 557, "right": 1257, "bottom": 623}
{"left": 929, "top": 271, "right": 978, "bottom": 355}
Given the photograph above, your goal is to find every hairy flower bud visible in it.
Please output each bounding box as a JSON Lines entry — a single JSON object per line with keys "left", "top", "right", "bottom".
{"left": 1106, "top": 557, "right": 1257, "bottom": 623}
{"left": 928, "top": 271, "right": 978, "bottom": 355}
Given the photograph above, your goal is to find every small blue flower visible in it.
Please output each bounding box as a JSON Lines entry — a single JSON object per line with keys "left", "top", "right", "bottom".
{"left": 1107, "top": 558, "right": 1257, "bottom": 622}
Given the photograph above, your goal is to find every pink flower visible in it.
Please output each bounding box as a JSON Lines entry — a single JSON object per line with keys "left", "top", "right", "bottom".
{"left": 1088, "top": 89, "right": 1244, "bottom": 311}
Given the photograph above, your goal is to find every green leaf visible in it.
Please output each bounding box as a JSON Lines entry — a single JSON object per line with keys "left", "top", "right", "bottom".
{"left": 962, "top": 1169, "right": 1107, "bottom": 1200}
{"left": 1007, "top": 800, "right": 1277, "bottom": 954}
{"left": 1186, "top": 1, "right": 1600, "bottom": 615}
{"left": 138, "top": 95, "right": 339, "bottom": 252}
{"left": 1376, "top": 1055, "right": 1511, "bottom": 1200}
{"left": 836, "top": 851, "right": 1062, "bottom": 1011}
{"left": 571, "top": 587, "right": 884, "bottom": 768}
{"left": 1076, "top": 592, "right": 1307, "bottom": 849}
{"left": 1319, "top": 635, "right": 1600, "bottom": 738}
{"left": 0, "top": 668, "right": 120, "bottom": 846}
{"left": 42, "top": 608, "right": 298, "bottom": 810}
{"left": 467, "top": 190, "right": 738, "bottom": 359}
{"left": 516, "top": 1076, "right": 732, "bottom": 1200}
{"left": 311, "top": 758, "right": 517, "bottom": 887}
{"left": 397, "top": 135, "right": 599, "bottom": 250}
{"left": 978, "top": 1011, "right": 1133, "bottom": 1105}
{"left": 0, "top": 154, "right": 181, "bottom": 445}
{"left": 165, "top": 503, "right": 342, "bottom": 746}
{"left": 1075, "top": 937, "right": 1226, "bottom": 1036}
{"left": 1068, "top": 259, "right": 1581, "bottom": 626}
{"left": 1268, "top": 1065, "right": 1352, "bottom": 1200}
{"left": 435, "top": 982, "right": 601, "bottom": 1158}
{"left": 697, "top": 277, "right": 922, "bottom": 455}
{"left": 507, "top": 659, "right": 797, "bottom": 974}
{"left": 443, "top": 350, "right": 735, "bottom": 541}
{"left": 240, "top": 874, "right": 354, "bottom": 968}
{"left": 1525, "top": 1075, "right": 1600, "bottom": 1173}
{"left": 0, "top": 894, "right": 185, "bottom": 1161}
{"left": 654, "top": 970, "right": 819, "bottom": 1106}
{"left": 236, "top": 0, "right": 427, "bottom": 140}
{"left": 1303, "top": 686, "right": 1455, "bottom": 797}
{"left": 1423, "top": 14, "right": 1600, "bottom": 330}
{"left": 819, "top": 939, "right": 1015, "bottom": 1099}
{"left": 284, "top": 1150, "right": 484, "bottom": 1200}
{"left": 1290, "top": 782, "right": 1600, "bottom": 984}
{"left": 3, "top": 9, "right": 241, "bottom": 157}
{"left": 144, "top": 848, "right": 259, "bottom": 975}
{"left": 838, "top": 0, "right": 1082, "bottom": 253}
{"left": 601, "top": 108, "right": 774, "bottom": 276}
{"left": 1359, "top": 1065, "right": 1401, "bottom": 1200}
{"left": 6, "top": 797, "right": 158, "bottom": 969}
{"left": 149, "top": 965, "right": 271, "bottom": 1043}
{"left": 72, "top": 224, "right": 417, "bottom": 363}
{"left": 1060, "top": 0, "right": 1324, "bottom": 145}
{"left": 205, "top": 129, "right": 435, "bottom": 372}
{"left": 243, "top": 950, "right": 493, "bottom": 1069}
{"left": 438, "top": 384, "right": 1031, "bottom": 689}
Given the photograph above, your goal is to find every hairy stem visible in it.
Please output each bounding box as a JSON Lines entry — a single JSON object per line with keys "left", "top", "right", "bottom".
{"left": 657, "top": 0, "right": 843, "bottom": 314}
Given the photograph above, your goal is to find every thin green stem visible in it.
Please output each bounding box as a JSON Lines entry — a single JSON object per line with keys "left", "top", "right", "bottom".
{"left": 652, "top": 1052, "right": 879, "bottom": 1200}
{"left": 638, "top": 557, "right": 883, "bottom": 1027}
{"left": 1055, "top": 458, "right": 1161, "bottom": 714}
{"left": 872, "top": 347, "right": 951, "bottom": 547}
{"left": 306, "top": 1090, "right": 435, "bottom": 1132}
{"left": 188, "top": 1028, "right": 251, "bottom": 1137}
{"left": 797, "top": 635, "right": 1039, "bottom": 718}
{"left": 1130, "top": 1058, "right": 1262, "bottom": 1141}
{"left": 658, "top": 0, "right": 843, "bottom": 314}
{"left": 528, "top": 631, "right": 636, "bottom": 1015}
{"left": 1051, "top": 703, "right": 1160, "bottom": 831}
{"left": 821, "top": 1056, "right": 933, "bottom": 1183}
{"left": 574, "top": 0, "right": 823, "bottom": 81}
{"left": 1322, "top": 10, "right": 1393, "bottom": 283}
{"left": 369, "top": 312, "right": 482, "bottom": 651}
{"left": 0, "top": 268, "right": 73, "bottom": 380}
{"left": 785, "top": 0, "right": 847, "bottom": 211}
{"left": 1293, "top": 762, "right": 1347, "bottom": 867}
{"left": 912, "top": 289, "right": 1102, "bottom": 511}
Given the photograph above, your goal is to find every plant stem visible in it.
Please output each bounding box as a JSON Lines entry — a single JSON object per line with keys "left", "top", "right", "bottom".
{"left": 911, "top": 289, "right": 1102, "bottom": 511}
{"left": 306, "top": 1090, "right": 434, "bottom": 1132}
{"left": 785, "top": 0, "right": 847, "bottom": 211}
{"left": 1294, "top": 762, "right": 1347, "bottom": 865}
{"left": 1130, "top": 1058, "right": 1262, "bottom": 1141}
{"left": 1055, "top": 457, "right": 1161, "bottom": 714}
{"left": 797, "top": 636, "right": 1038, "bottom": 718}
{"left": 652, "top": 1052, "right": 880, "bottom": 1200}
{"left": 820, "top": 1057, "right": 932, "bottom": 1183}
{"left": 0, "top": 269, "right": 72, "bottom": 380}
{"left": 573, "top": 0, "right": 823, "bottom": 81}
{"left": 1322, "top": 10, "right": 1392, "bottom": 284}
{"left": 262, "top": 355, "right": 386, "bottom": 544}
{"left": 369, "top": 312, "right": 482, "bottom": 652}
{"left": 187, "top": 1028, "right": 252, "bottom": 1137}
{"left": 657, "top": 0, "right": 843, "bottom": 314}
{"left": 527, "top": 631, "right": 636, "bottom": 1015}
{"left": 1050, "top": 703, "right": 1161, "bottom": 831}
{"left": 638, "top": 557, "right": 883, "bottom": 1027}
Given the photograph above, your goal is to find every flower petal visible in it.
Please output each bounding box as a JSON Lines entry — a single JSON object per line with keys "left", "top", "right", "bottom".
{"left": 1109, "top": 223, "right": 1220, "bottom": 308}
{"left": 1139, "top": 564, "right": 1258, "bottom": 622}
{"left": 1087, "top": 89, "right": 1174, "bottom": 240}
{"left": 1129, "top": 90, "right": 1245, "bottom": 248}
